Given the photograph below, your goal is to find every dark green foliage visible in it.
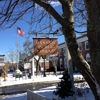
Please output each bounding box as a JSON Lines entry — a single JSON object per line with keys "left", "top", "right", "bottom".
{"left": 54, "top": 70, "right": 74, "bottom": 98}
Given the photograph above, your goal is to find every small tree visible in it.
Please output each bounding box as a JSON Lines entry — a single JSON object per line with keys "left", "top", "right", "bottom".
{"left": 54, "top": 70, "right": 74, "bottom": 99}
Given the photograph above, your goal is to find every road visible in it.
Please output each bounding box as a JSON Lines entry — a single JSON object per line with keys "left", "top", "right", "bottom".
{"left": 0, "top": 80, "right": 59, "bottom": 96}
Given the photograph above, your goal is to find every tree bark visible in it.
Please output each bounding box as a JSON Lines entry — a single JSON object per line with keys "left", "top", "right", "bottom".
{"left": 84, "top": 0, "right": 100, "bottom": 99}
{"left": 61, "top": 0, "right": 100, "bottom": 100}
{"left": 84, "top": 0, "right": 100, "bottom": 83}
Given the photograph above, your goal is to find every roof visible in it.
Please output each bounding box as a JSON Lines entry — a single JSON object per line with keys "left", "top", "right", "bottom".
{"left": 77, "top": 34, "right": 87, "bottom": 39}
{"left": 58, "top": 42, "right": 65, "bottom": 46}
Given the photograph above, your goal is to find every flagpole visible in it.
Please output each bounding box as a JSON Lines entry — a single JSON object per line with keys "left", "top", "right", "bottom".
{"left": 16, "top": 26, "right": 24, "bottom": 69}
{"left": 16, "top": 30, "right": 19, "bottom": 69}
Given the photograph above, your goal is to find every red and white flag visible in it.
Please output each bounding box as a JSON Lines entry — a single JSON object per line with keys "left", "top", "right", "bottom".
{"left": 17, "top": 27, "right": 24, "bottom": 37}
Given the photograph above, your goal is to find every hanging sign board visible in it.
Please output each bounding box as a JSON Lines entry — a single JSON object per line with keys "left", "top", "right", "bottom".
{"left": 33, "top": 38, "right": 58, "bottom": 56}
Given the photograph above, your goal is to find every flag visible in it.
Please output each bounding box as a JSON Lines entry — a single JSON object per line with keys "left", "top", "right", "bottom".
{"left": 17, "top": 27, "right": 24, "bottom": 37}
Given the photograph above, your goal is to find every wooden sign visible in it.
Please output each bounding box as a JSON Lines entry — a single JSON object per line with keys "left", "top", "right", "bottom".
{"left": 33, "top": 38, "right": 58, "bottom": 56}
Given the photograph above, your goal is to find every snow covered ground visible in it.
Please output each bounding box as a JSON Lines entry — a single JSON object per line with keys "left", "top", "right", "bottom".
{"left": 0, "top": 72, "right": 62, "bottom": 87}
{"left": 0, "top": 72, "right": 95, "bottom": 100}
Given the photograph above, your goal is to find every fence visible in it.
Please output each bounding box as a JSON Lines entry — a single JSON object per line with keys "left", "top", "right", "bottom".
{"left": 27, "top": 89, "right": 50, "bottom": 100}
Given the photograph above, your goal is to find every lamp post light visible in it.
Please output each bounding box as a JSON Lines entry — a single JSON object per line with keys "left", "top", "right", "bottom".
{"left": 42, "top": 55, "right": 46, "bottom": 77}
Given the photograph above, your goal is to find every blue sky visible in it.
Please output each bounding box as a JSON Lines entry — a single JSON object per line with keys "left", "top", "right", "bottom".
{"left": 0, "top": 20, "right": 65, "bottom": 57}
{"left": 0, "top": 21, "right": 28, "bottom": 54}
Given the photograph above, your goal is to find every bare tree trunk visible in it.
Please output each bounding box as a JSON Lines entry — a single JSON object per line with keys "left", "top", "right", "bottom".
{"left": 61, "top": 0, "right": 100, "bottom": 100}
{"left": 34, "top": 57, "right": 40, "bottom": 74}
{"left": 84, "top": 0, "right": 100, "bottom": 99}
{"left": 84, "top": 0, "right": 100, "bottom": 84}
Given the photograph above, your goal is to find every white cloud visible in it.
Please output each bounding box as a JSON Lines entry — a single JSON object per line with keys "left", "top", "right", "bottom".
{"left": 50, "top": 1, "right": 61, "bottom": 7}
{"left": 35, "top": 1, "right": 61, "bottom": 10}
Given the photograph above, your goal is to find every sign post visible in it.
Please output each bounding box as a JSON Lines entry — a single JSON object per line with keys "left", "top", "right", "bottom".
{"left": 42, "top": 55, "right": 46, "bottom": 77}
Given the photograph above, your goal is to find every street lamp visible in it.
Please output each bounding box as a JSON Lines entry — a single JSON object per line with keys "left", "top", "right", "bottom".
{"left": 42, "top": 55, "right": 46, "bottom": 77}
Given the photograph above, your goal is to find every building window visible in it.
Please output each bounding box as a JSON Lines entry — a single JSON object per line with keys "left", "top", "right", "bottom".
{"left": 41, "top": 62, "right": 44, "bottom": 68}
{"left": 85, "top": 41, "right": 89, "bottom": 50}
{"left": 78, "top": 43, "right": 82, "bottom": 50}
